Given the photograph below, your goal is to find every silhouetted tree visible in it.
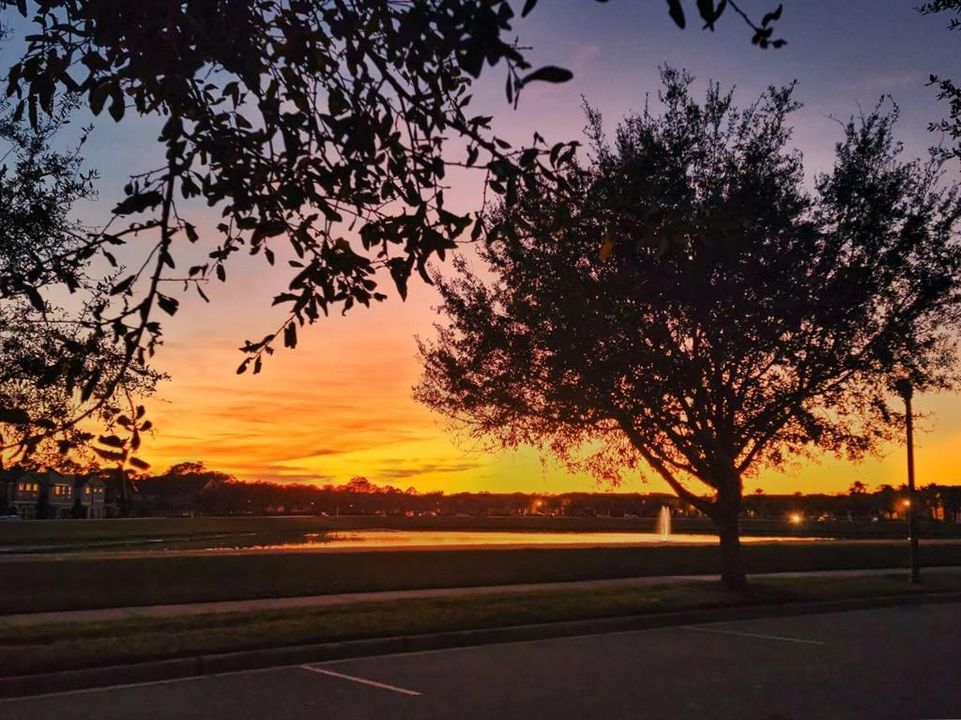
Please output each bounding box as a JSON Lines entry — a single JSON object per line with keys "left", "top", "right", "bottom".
{"left": 416, "top": 69, "right": 961, "bottom": 588}
{"left": 0, "top": 93, "right": 159, "bottom": 466}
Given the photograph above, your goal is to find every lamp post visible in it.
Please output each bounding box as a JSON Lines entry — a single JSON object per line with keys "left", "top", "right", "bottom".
{"left": 894, "top": 378, "right": 921, "bottom": 584}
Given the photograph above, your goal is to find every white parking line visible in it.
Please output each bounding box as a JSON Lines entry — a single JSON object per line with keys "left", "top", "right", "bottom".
{"left": 682, "top": 626, "right": 825, "bottom": 646}
{"left": 299, "top": 666, "right": 422, "bottom": 696}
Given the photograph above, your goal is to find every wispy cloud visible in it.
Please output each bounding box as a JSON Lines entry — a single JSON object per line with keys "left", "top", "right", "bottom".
{"left": 376, "top": 461, "right": 485, "bottom": 480}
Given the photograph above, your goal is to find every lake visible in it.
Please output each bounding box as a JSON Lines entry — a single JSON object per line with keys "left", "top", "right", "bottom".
{"left": 0, "top": 528, "right": 818, "bottom": 557}
{"left": 199, "top": 529, "right": 811, "bottom": 553}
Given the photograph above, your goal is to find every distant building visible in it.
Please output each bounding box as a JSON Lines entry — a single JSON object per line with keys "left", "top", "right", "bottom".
{"left": 31, "top": 469, "right": 75, "bottom": 519}
{"left": 1, "top": 469, "right": 105, "bottom": 519}
{"left": 77, "top": 477, "right": 106, "bottom": 519}
{"left": 2, "top": 469, "right": 40, "bottom": 519}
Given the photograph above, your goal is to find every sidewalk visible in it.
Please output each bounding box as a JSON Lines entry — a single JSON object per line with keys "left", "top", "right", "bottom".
{"left": 4, "top": 566, "right": 959, "bottom": 628}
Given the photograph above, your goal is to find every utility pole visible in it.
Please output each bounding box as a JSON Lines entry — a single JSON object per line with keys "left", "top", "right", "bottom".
{"left": 894, "top": 379, "right": 921, "bottom": 584}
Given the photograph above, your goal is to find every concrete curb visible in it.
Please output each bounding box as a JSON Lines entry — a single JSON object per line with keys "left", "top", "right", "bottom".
{"left": 3, "top": 591, "right": 960, "bottom": 699}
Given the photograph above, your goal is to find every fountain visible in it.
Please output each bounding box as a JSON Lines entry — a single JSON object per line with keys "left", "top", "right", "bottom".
{"left": 656, "top": 506, "right": 672, "bottom": 537}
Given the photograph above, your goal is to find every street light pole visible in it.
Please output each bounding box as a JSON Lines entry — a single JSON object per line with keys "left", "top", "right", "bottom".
{"left": 894, "top": 379, "right": 921, "bottom": 584}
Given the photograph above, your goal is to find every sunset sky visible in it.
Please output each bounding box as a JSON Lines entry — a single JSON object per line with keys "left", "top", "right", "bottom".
{"left": 4, "top": 1, "right": 961, "bottom": 494}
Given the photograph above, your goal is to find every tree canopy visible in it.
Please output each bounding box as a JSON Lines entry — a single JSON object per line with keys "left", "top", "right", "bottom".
{"left": 0, "top": 95, "right": 159, "bottom": 468}
{"left": 416, "top": 69, "right": 961, "bottom": 586}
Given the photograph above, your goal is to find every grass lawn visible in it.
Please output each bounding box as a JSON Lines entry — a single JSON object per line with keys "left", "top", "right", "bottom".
{"left": 2, "top": 541, "right": 961, "bottom": 614}
{"left": 2, "top": 572, "right": 959, "bottom": 677}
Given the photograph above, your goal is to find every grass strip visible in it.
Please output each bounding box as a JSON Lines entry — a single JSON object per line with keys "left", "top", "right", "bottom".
{"left": 2, "top": 572, "right": 959, "bottom": 677}
{"left": 5, "top": 542, "right": 961, "bottom": 614}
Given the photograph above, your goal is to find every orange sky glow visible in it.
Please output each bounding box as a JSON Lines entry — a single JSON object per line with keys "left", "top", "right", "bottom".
{"left": 138, "top": 264, "right": 961, "bottom": 495}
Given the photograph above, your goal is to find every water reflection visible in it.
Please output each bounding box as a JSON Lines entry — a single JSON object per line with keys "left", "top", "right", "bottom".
{"left": 204, "top": 530, "right": 806, "bottom": 552}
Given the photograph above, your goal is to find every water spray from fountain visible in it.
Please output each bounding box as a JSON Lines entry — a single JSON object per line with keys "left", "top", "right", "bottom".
{"left": 656, "top": 506, "right": 672, "bottom": 537}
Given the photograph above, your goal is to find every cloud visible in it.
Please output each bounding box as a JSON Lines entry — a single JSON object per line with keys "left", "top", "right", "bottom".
{"left": 375, "top": 461, "right": 485, "bottom": 480}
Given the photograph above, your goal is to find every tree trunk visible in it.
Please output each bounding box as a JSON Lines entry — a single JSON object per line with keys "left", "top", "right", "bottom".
{"left": 716, "top": 500, "right": 747, "bottom": 590}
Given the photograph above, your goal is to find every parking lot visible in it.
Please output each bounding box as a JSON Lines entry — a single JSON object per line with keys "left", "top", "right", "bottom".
{"left": 3, "top": 602, "right": 959, "bottom": 720}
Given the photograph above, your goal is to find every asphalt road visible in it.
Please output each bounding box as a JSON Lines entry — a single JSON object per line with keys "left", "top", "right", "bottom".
{"left": 3, "top": 603, "right": 960, "bottom": 720}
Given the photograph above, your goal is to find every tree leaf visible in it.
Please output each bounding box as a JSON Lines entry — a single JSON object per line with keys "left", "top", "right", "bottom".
{"left": 110, "top": 275, "right": 136, "bottom": 296}
{"left": 108, "top": 85, "right": 125, "bottom": 121}
{"left": 112, "top": 190, "right": 164, "bottom": 216}
{"left": 0, "top": 408, "right": 31, "bottom": 425}
{"left": 93, "top": 447, "right": 126, "bottom": 462}
{"left": 666, "top": 0, "right": 686, "bottom": 28}
{"left": 521, "top": 66, "right": 574, "bottom": 86}
{"left": 157, "top": 294, "right": 179, "bottom": 316}
{"left": 388, "top": 257, "right": 411, "bottom": 300}
{"left": 24, "top": 286, "right": 45, "bottom": 311}
{"left": 80, "top": 370, "right": 102, "bottom": 403}
{"left": 283, "top": 322, "right": 297, "bottom": 349}
{"left": 762, "top": 4, "right": 783, "bottom": 27}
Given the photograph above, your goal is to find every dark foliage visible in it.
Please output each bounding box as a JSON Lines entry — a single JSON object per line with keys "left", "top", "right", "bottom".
{"left": 0, "top": 95, "right": 159, "bottom": 466}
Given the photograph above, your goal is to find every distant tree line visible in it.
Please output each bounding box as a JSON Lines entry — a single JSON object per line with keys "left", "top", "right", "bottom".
{"left": 4, "top": 458, "right": 960, "bottom": 526}
{"left": 147, "top": 478, "right": 961, "bottom": 523}
{"left": 743, "top": 483, "right": 961, "bottom": 524}
{"left": 74, "top": 461, "right": 961, "bottom": 524}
